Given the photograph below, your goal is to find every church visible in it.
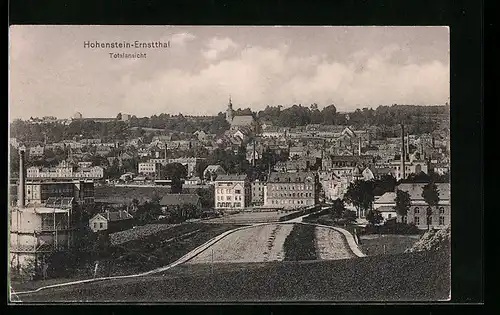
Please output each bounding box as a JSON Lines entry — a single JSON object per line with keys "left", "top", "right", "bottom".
{"left": 225, "top": 96, "right": 258, "bottom": 132}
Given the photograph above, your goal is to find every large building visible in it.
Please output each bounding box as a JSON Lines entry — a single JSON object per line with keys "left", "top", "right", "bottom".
{"left": 10, "top": 148, "right": 77, "bottom": 273}
{"left": 138, "top": 162, "right": 158, "bottom": 175}
{"left": 374, "top": 183, "right": 451, "bottom": 229}
{"left": 26, "top": 160, "right": 104, "bottom": 180}
{"left": 24, "top": 179, "right": 95, "bottom": 206}
{"left": 264, "top": 172, "right": 318, "bottom": 209}
{"left": 10, "top": 197, "right": 76, "bottom": 273}
{"left": 214, "top": 174, "right": 251, "bottom": 210}
{"left": 251, "top": 180, "right": 265, "bottom": 206}
{"left": 225, "top": 97, "right": 257, "bottom": 132}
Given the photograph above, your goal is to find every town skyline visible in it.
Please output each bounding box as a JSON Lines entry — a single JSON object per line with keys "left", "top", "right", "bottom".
{"left": 10, "top": 26, "right": 449, "bottom": 120}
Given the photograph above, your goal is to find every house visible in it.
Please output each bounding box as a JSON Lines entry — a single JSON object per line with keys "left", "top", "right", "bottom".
{"left": 184, "top": 177, "right": 202, "bottom": 185}
{"left": 89, "top": 210, "right": 134, "bottom": 233}
{"left": 318, "top": 171, "right": 350, "bottom": 202}
{"left": 374, "top": 183, "right": 451, "bottom": 229}
{"left": 95, "top": 145, "right": 112, "bottom": 157}
{"left": 203, "top": 165, "right": 226, "bottom": 181}
{"left": 251, "top": 180, "right": 265, "bottom": 206}
{"left": 193, "top": 130, "right": 208, "bottom": 141}
{"left": 159, "top": 194, "right": 202, "bottom": 217}
{"left": 214, "top": 174, "right": 251, "bottom": 210}
{"left": 29, "top": 145, "right": 45, "bottom": 157}
{"left": 373, "top": 192, "right": 398, "bottom": 222}
{"left": 138, "top": 162, "right": 157, "bottom": 175}
{"left": 396, "top": 183, "right": 450, "bottom": 229}
{"left": 264, "top": 172, "right": 318, "bottom": 209}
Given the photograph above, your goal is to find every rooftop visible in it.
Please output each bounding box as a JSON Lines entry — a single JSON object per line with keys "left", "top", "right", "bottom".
{"left": 216, "top": 174, "right": 248, "bottom": 181}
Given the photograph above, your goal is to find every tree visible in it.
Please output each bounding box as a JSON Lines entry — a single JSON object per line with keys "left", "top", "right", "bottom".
{"left": 162, "top": 163, "right": 188, "bottom": 193}
{"left": 116, "top": 113, "right": 122, "bottom": 120}
{"left": 366, "top": 209, "right": 383, "bottom": 226}
{"left": 422, "top": 181, "right": 440, "bottom": 230}
{"left": 344, "top": 180, "right": 375, "bottom": 218}
{"left": 394, "top": 189, "right": 411, "bottom": 218}
{"left": 331, "top": 199, "right": 346, "bottom": 222}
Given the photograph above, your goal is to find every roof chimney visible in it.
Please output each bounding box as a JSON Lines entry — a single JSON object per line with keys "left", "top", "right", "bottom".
{"left": 18, "top": 147, "right": 26, "bottom": 208}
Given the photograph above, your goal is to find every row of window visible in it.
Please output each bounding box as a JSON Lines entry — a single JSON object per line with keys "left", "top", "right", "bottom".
{"left": 270, "top": 185, "right": 313, "bottom": 191}
{"left": 413, "top": 207, "right": 446, "bottom": 214}
{"left": 216, "top": 189, "right": 243, "bottom": 194}
{"left": 270, "top": 199, "right": 311, "bottom": 205}
{"left": 216, "top": 195, "right": 243, "bottom": 201}
{"left": 269, "top": 192, "right": 313, "bottom": 198}
{"left": 216, "top": 202, "right": 242, "bottom": 208}
{"left": 401, "top": 216, "right": 446, "bottom": 225}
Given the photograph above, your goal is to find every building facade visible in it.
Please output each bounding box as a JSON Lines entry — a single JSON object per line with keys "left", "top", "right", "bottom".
{"left": 214, "top": 174, "right": 251, "bottom": 210}
{"left": 251, "top": 180, "right": 265, "bottom": 206}
{"left": 264, "top": 172, "right": 318, "bottom": 209}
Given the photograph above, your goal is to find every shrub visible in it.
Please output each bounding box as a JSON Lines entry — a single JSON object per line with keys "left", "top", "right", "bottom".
{"left": 361, "top": 222, "right": 421, "bottom": 235}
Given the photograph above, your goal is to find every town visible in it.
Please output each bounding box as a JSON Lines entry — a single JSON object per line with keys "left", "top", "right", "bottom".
{"left": 9, "top": 100, "right": 451, "bottom": 301}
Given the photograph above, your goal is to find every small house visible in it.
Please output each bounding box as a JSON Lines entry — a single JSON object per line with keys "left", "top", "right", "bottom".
{"left": 89, "top": 210, "right": 134, "bottom": 233}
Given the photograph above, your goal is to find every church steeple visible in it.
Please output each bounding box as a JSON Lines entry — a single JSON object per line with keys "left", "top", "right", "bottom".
{"left": 226, "top": 95, "right": 234, "bottom": 123}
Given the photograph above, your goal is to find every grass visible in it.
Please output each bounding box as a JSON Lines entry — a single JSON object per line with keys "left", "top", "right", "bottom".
{"left": 359, "top": 234, "right": 421, "bottom": 256}
{"left": 18, "top": 250, "right": 451, "bottom": 302}
{"left": 283, "top": 224, "right": 317, "bottom": 261}
{"left": 11, "top": 223, "right": 241, "bottom": 291}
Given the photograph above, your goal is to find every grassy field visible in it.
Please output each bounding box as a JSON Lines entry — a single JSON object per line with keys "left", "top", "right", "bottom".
{"left": 283, "top": 224, "right": 317, "bottom": 261}
{"left": 11, "top": 222, "right": 241, "bottom": 291}
{"left": 18, "top": 250, "right": 451, "bottom": 302}
{"left": 359, "top": 234, "right": 421, "bottom": 256}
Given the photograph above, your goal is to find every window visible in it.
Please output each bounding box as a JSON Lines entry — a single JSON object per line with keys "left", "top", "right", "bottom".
{"left": 388, "top": 214, "right": 392, "bottom": 218}
{"left": 235, "top": 189, "right": 241, "bottom": 194}
{"left": 414, "top": 207, "right": 420, "bottom": 214}
{"left": 99, "top": 222, "right": 103, "bottom": 229}
{"left": 402, "top": 216, "right": 407, "bottom": 224}
{"left": 93, "top": 222, "right": 97, "bottom": 229}
{"left": 439, "top": 216, "right": 445, "bottom": 225}
{"left": 439, "top": 207, "right": 445, "bottom": 214}
{"left": 227, "top": 196, "right": 231, "bottom": 201}
{"left": 414, "top": 217, "right": 420, "bottom": 225}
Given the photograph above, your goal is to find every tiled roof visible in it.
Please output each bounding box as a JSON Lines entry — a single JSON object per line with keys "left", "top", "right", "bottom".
{"left": 231, "top": 115, "right": 254, "bottom": 126}
{"left": 374, "top": 192, "right": 396, "bottom": 204}
{"left": 216, "top": 174, "right": 248, "bottom": 181}
{"left": 397, "top": 183, "right": 450, "bottom": 201}
{"left": 159, "top": 194, "right": 200, "bottom": 206}
{"left": 268, "top": 171, "right": 315, "bottom": 183}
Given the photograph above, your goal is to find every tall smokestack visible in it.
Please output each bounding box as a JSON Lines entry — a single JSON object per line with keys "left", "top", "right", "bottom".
{"left": 400, "top": 124, "right": 406, "bottom": 180}
{"left": 18, "top": 147, "right": 26, "bottom": 208}
{"left": 358, "top": 137, "right": 362, "bottom": 156}
{"left": 406, "top": 132, "right": 410, "bottom": 157}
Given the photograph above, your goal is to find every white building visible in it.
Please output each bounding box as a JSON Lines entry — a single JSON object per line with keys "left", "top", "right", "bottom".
{"left": 26, "top": 162, "right": 104, "bottom": 180}
{"left": 214, "top": 174, "right": 250, "bottom": 210}
{"left": 10, "top": 197, "right": 75, "bottom": 273}
{"left": 138, "top": 162, "right": 157, "bottom": 175}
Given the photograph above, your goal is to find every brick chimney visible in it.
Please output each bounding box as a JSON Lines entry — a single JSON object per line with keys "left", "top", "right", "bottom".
{"left": 18, "top": 147, "right": 26, "bottom": 208}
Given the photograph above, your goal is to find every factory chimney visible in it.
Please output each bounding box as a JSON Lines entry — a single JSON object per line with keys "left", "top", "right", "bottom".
{"left": 406, "top": 132, "right": 410, "bottom": 157}
{"left": 18, "top": 147, "right": 26, "bottom": 208}
{"left": 358, "top": 137, "right": 362, "bottom": 156}
{"left": 400, "top": 124, "right": 406, "bottom": 180}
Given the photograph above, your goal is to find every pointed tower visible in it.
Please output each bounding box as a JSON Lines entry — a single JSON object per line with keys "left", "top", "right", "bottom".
{"left": 226, "top": 95, "right": 234, "bottom": 123}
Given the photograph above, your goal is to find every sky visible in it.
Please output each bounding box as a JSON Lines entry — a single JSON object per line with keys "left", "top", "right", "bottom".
{"left": 9, "top": 26, "right": 449, "bottom": 120}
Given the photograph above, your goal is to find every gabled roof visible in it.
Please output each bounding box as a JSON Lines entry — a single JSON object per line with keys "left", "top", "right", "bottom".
{"left": 159, "top": 194, "right": 200, "bottom": 206}
{"left": 231, "top": 115, "right": 254, "bottom": 126}
{"left": 268, "top": 171, "right": 315, "bottom": 183}
{"left": 216, "top": 174, "right": 248, "bottom": 181}
{"left": 374, "top": 192, "right": 396, "bottom": 204}
{"left": 94, "top": 210, "right": 133, "bottom": 222}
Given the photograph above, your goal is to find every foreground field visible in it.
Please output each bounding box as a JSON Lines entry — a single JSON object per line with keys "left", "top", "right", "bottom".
{"left": 359, "top": 234, "right": 421, "bottom": 256}
{"left": 18, "top": 250, "right": 450, "bottom": 302}
{"left": 187, "top": 224, "right": 293, "bottom": 264}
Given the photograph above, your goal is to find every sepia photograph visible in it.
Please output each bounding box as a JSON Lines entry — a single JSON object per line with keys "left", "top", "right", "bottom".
{"left": 8, "top": 25, "right": 450, "bottom": 303}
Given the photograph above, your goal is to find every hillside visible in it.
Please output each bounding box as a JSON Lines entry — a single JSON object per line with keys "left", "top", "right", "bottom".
{"left": 20, "top": 250, "right": 450, "bottom": 302}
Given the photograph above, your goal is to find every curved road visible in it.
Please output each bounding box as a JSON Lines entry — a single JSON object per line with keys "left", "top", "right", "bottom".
{"left": 13, "top": 208, "right": 363, "bottom": 298}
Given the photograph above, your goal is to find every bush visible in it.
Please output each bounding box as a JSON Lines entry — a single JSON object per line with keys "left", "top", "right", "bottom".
{"left": 361, "top": 222, "right": 421, "bottom": 235}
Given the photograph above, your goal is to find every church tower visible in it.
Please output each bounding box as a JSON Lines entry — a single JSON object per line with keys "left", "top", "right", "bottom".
{"left": 226, "top": 95, "right": 234, "bottom": 123}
